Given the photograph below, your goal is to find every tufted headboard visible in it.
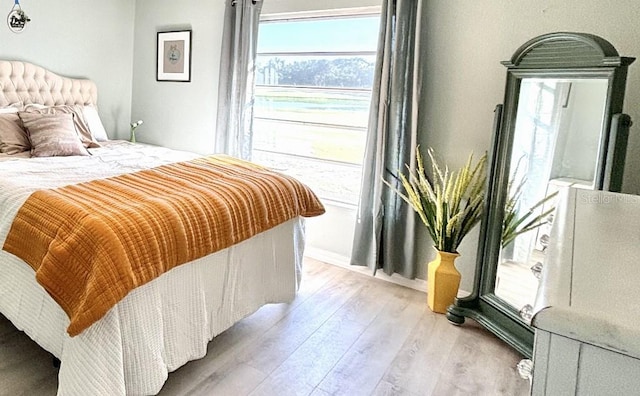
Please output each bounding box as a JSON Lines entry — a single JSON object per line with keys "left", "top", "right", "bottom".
{"left": 0, "top": 60, "right": 97, "bottom": 107}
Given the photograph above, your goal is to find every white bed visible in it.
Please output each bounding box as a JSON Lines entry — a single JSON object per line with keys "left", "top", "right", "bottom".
{"left": 0, "top": 62, "right": 308, "bottom": 395}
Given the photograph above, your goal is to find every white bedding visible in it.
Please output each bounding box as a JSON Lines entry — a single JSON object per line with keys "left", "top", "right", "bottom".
{"left": 0, "top": 141, "right": 305, "bottom": 395}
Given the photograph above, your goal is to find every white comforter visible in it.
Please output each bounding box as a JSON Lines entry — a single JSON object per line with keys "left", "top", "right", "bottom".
{"left": 0, "top": 141, "right": 304, "bottom": 395}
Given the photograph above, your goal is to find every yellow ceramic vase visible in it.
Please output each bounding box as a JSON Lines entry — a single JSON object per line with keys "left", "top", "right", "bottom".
{"left": 427, "top": 250, "right": 461, "bottom": 313}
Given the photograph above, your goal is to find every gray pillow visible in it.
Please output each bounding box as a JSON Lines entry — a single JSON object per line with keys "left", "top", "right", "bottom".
{"left": 19, "top": 112, "right": 89, "bottom": 157}
{"left": 23, "top": 104, "right": 101, "bottom": 148}
{"left": 0, "top": 113, "right": 30, "bottom": 154}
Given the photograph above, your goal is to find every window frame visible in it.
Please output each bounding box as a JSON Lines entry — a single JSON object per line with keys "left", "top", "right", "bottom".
{"left": 252, "top": 8, "right": 381, "bottom": 206}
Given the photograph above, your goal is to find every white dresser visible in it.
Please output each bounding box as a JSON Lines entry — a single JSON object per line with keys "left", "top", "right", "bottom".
{"left": 530, "top": 188, "right": 640, "bottom": 395}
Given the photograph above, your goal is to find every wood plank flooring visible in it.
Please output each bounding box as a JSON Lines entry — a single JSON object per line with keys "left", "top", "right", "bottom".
{"left": 0, "top": 258, "right": 529, "bottom": 395}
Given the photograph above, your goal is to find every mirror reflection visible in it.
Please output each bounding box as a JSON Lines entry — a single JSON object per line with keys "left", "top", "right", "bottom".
{"left": 494, "top": 78, "right": 609, "bottom": 314}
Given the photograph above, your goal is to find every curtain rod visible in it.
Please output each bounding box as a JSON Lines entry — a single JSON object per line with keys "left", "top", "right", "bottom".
{"left": 231, "top": 0, "right": 260, "bottom": 6}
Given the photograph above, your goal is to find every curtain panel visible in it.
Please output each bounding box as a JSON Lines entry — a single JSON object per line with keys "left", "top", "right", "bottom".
{"left": 215, "top": 0, "right": 263, "bottom": 160}
{"left": 351, "top": 0, "right": 423, "bottom": 278}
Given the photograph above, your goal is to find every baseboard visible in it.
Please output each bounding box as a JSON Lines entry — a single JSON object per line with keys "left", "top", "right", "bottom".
{"left": 304, "top": 247, "right": 429, "bottom": 292}
{"left": 304, "top": 247, "right": 470, "bottom": 297}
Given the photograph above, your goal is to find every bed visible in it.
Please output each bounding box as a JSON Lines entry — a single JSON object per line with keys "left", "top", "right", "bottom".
{"left": 0, "top": 61, "right": 324, "bottom": 395}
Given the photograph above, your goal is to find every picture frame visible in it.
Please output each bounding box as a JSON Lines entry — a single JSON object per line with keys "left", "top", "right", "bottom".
{"left": 157, "top": 30, "right": 192, "bottom": 82}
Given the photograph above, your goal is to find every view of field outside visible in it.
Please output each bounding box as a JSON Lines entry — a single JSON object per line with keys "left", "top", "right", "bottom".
{"left": 251, "top": 15, "right": 380, "bottom": 205}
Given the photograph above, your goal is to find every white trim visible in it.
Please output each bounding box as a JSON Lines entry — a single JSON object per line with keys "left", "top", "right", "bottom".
{"left": 261, "top": 6, "right": 381, "bottom": 22}
{"left": 305, "top": 247, "right": 428, "bottom": 292}
{"left": 304, "top": 247, "right": 471, "bottom": 298}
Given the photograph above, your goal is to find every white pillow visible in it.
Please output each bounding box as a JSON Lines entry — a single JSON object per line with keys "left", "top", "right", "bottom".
{"left": 0, "top": 102, "right": 24, "bottom": 113}
{"left": 23, "top": 103, "right": 46, "bottom": 110}
{"left": 83, "top": 106, "right": 109, "bottom": 141}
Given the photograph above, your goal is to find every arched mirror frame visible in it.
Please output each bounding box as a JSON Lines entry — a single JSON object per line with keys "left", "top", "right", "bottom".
{"left": 446, "top": 32, "right": 635, "bottom": 358}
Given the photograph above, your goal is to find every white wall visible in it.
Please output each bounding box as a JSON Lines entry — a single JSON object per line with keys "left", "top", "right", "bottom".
{"left": 304, "top": 204, "right": 358, "bottom": 262}
{"left": 0, "top": 0, "right": 135, "bottom": 138}
{"left": 131, "top": 0, "right": 225, "bottom": 153}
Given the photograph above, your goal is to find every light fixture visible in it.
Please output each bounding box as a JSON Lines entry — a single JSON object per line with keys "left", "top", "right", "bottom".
{"left": 7, "top": 0, "right": 30, "bottom": 33}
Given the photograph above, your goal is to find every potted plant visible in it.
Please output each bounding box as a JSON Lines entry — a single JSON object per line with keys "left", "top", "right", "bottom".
{"left": 387, "top": 147, "right": 487, "bottom": 313}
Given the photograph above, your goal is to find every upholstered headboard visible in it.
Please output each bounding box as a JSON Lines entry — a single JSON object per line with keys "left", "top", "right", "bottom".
{"left": 0, "top": 61, "right": 97, "bottom": 107}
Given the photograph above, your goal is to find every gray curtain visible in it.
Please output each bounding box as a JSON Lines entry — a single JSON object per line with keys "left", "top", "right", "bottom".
{"left": 215, "top": 0, "right": 263, "bottom": 160}
{"left": 351, "top": 0, "right": 422, "bottom": 278}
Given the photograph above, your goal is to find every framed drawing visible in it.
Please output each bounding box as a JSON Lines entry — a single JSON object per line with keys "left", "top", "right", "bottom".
{"left": 157, "top": 30, "right": 192, "bottom": 82}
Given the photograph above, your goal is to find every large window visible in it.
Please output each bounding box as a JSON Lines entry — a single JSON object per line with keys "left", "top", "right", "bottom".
{"left": 251, "top": 12, "right": 380, "bottom": 205}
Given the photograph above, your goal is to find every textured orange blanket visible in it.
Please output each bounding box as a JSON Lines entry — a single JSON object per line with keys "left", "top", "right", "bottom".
{"left": 3, "top": 155, "right": 324, "bottom": 336}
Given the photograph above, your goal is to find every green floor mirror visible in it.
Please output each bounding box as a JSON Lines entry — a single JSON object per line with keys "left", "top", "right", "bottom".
{"left": 446, "top": 32, "right": 635, "bottom": 358}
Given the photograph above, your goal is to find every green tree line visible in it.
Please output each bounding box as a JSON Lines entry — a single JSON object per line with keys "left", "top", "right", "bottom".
{"left": 258, "top": 57, "right": 375, "bottom": 88}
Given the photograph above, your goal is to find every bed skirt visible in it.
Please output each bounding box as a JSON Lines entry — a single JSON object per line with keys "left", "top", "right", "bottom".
{"left": 0, "top": 217, "right": 305, "bottom": 395}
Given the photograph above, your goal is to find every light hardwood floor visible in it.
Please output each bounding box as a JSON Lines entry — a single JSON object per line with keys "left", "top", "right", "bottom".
{"left": 0, "top": 258, "right": 529, "bottom": 395}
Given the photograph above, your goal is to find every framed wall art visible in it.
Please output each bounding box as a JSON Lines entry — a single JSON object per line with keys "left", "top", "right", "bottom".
{"left": 157, "top": 30, "right": 192, "bottom": 82}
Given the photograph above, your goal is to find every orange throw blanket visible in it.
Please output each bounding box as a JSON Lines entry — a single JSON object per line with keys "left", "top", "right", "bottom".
{"left": 3, "top": 155, "right": 325, "bottom": 336}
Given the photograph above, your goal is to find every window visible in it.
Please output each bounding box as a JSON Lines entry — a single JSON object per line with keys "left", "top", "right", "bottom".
{"left": 251, "top": 12, "right": 380, "bottom": 206}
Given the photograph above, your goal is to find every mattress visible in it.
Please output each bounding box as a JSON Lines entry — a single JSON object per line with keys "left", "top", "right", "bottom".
{"left": 0, "top": 141, "right": 305, "bottom": 395}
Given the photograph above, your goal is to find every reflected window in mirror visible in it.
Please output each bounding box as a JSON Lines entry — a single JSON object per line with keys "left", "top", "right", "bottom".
{"left": 496, "top": 78, "right": 610, "bottom": 309}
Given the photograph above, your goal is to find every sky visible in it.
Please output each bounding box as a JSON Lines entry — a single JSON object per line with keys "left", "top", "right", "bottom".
{"left": 257, "top": 16, "right": 380, "bottom": 53}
